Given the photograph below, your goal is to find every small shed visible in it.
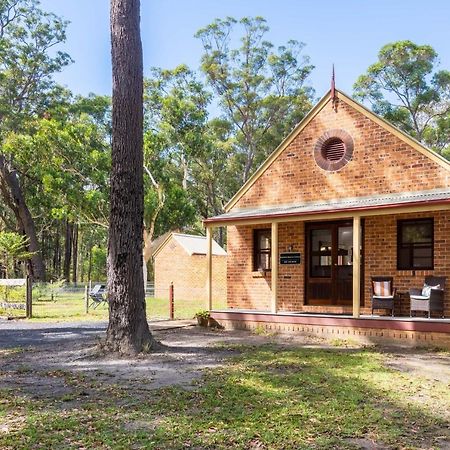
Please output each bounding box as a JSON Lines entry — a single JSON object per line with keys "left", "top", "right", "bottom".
{"left": 153, "top": 233, "right": 227, "bottom": 304}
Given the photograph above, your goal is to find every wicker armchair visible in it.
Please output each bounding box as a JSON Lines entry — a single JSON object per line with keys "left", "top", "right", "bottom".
{"left": 371, "top": 276, "right": 396, "bottom": 316}
{"left": 410, "top": 276, "right": 446, "bottom": 318}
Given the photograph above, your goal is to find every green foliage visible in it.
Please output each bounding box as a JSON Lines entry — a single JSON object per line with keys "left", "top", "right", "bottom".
{"left": 354, "top": 40, "right": 450, "bottom": 157}
{"left": 0, "top": 231, "right": 34, "bottom": 278}
{"left": 0, "top": 0, "right": 72, "bottom": 132}
{"left": 3, "top": 94, "right": 111, "bottom": 225}
{"left": 0, "top": 0, "right": 74, "bottom": 280}
{"left": 0, "top": 285, "right": 25, "bottom": 302}
{"left": 89, "top": 245, "right": 107, "bottom": 281}
{"left": 194, "top": 310, "right": 210, "bottom": 320}
{"left": 196, "top": 16, "right": 314, "bottom": 182}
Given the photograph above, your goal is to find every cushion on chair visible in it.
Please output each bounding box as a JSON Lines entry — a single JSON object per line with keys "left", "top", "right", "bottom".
{"left": 373, "top": 281, "right": 391, "bottom": 297}
{"left": 410, "top": 295, "right": 430, "bottom": 301}
{"left": 373, "top": 295, "right": 394, "bottom": 299}
{"left": 421, "top": 284, "right": 440, "bottom": 297}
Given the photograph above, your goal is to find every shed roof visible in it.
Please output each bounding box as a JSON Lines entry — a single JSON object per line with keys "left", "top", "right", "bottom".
{"left": 153, "top": 233, "right": 227, "bottom": 258}
{"left": 204, "top": 188, "right": 450, "bottom": 224}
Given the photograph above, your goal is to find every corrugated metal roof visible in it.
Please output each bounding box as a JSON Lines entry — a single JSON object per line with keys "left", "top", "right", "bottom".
{"left": 172, "top": 233, "right": 227, "bottom": 256}
{"left": 206, "top": 188, "right": 450, "bottom": 223}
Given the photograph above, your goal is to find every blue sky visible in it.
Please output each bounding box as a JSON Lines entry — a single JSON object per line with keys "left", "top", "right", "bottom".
{"left": 40, "top": 0, "right": 450, "bottom": 101}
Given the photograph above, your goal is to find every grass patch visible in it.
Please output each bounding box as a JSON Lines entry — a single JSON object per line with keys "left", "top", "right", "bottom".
{"left": 27, "top": 293, "right": 226, "bottom": 322}
{"left": 0, "top": 345, "right": 448, "bottom": 449}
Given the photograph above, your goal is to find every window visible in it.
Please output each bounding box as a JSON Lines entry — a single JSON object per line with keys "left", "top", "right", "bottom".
{"left": 397, "top": 219, "right": 434, "bottom": 270}
{"left": 254, "top": 229, "right": 271, "bottom": 271}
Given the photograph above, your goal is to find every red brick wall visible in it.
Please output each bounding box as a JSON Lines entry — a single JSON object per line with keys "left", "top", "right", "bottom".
{"left": 234, "top": 100, "right": 450, "bottom": 210}
{"left": 226, "top": 210, "right": 450, "bottom": 316}
{"left": 364, "top": 210, "right": 450, "bottom": 316}
{"left": 154, "top": 237, "right": 227, "bottom": 305}
{"left": 227, "top": 224, "right": 272, "bottom": 311}
{"left": 277, "top": 222, "right": 304, "bottom": 312}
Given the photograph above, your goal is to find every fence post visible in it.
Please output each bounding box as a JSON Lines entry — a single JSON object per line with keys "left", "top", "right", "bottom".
{"left": 26, "top": 276, "right": 32, "bottom": 319}
{"left": 85, "top": 285, "right": 89, "bottom": 314}
{"left": 169, "top": 282, "right": 174, "bottom": 320}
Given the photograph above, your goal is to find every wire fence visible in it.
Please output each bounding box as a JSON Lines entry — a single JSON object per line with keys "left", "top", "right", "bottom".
{"left": 0, "top": 279, "right": 206, "bottom": 321}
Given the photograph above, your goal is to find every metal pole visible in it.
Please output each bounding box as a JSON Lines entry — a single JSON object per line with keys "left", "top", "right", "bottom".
{"left": 169, "top": 282, "right": 174, "bottom": 320}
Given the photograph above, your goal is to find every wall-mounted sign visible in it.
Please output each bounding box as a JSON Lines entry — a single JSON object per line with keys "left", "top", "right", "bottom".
{"left": 280, "top": 252, "right": 301, "bottom": 265}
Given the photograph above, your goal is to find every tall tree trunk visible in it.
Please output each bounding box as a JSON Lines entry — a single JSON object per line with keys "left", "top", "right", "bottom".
{"left": 0, "top": 155, "right": 46, "bottom": 281}
{"left": 106, "top": 0, "right": 154, "bottom": 354}
{"left": 78, "top": 229, "right": 84, "bottom": 282}
{"left": 72, "top": 223, "right": 78, "bottom": 283}
{"left": 53, "top": 221, "right": 61, "bottom": 276}
{"left": 63, "top": 220, "right": 73, "bottom": 282}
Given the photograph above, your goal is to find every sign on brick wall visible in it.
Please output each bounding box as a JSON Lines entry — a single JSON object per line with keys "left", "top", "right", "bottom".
{"left": 280, "top": 252, "right": 301, "bottom": 265}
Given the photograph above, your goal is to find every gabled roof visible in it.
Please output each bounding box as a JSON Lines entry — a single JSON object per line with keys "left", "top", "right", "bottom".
{"left": 150, "top": 231, "right": 171, "bottom": 255}
{"left": 152, "top": 232, "right": 227, "bottom": 259}
{"left": 205, "top": 188, "right": 450, "bottom": 224}
{"left": 224, "top": 89, "right": 450, "bottom": 213}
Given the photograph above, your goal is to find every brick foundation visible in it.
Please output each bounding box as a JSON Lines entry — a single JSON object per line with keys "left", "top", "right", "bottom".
{"left": 212, "top": 313, "right": 450, "bottom": 349}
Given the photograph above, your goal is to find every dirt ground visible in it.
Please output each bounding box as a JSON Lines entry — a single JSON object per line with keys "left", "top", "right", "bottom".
{"left": 0, "top": 319, "right": 449, "bottom": 400}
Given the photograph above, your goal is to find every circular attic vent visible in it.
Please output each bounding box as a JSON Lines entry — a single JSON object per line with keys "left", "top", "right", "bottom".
{"left": 314, "top": 129, "right": 353, "bottom": 171}
{"left": 322, "top": 138, "right": 345, "bottom": 162}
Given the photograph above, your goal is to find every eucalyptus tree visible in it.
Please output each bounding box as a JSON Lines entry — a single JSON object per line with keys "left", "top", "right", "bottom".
{"left": 145, "top": 64, "right": 211, "bottom": 190}
{"left": 144, "top": 65, "right": 233, "bottom": 225}
{"left": 142, "top": 130, "right": 196, "bottom": 284}
{"left": 142, "top": 65, "right": 210, "bottom": 272}
{"left": 3, "top": 94, "right": 111, "bottom": 280}
{"left": 354, "top": 40, "right": 450, "bottom": 158}
{"left": 196, "top": 16, "right": 314, "bottom": 182}
{"left": 0, "top": 0, "right": 71, "bottom": 280}
{"left": 106, "top": 0, "right": 155, "bottom": 354}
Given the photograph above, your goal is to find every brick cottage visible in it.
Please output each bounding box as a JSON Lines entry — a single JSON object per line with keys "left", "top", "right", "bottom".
{"left": 153, "top": 233, "right": 227, "bottom": 304}
{"left": 204, "top": 89, "right": 450, "bottom": 348}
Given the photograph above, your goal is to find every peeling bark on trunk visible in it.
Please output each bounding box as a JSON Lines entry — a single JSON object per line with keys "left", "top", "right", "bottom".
{"left": 0, "top": 154, "right": 46, "bottom": 281}
{"left": 106, "top": 0, "right": 155, "bottom": 355}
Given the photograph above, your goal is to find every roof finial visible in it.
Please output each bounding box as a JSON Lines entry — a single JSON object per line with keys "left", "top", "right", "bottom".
{"left": 331, "top": 64, "right": 338, "bottom": 111}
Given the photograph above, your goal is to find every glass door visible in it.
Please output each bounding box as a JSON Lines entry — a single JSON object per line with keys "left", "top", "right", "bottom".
{"left": 306, "top": 221, "right": 360, "bottom": 306}
{"left": 335, "top": 225, "right": 353, "bottom": 305}
{"left": 308, "top": 227, "right": 333, "bottom": 304}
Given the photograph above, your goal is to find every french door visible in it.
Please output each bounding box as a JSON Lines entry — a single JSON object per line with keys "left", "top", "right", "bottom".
{"left": 305, "top": 221, "right": 363, "bottom": 306}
